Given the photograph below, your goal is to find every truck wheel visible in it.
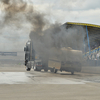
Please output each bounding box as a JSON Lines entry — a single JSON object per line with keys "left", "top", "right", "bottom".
{"left": 26, "top": 68, "right": 31, "bottom": 71}
{"left": 54, "top": 69, "right": 57, "bottom": 73}
{"left": 44, "top": 68, "right": 48, "bottom": 72}
{"left": 71, "top": 71, "right": 74, "bottom": 75}
{"left": 50, "top": 68, "right": 54, "bottom": 72}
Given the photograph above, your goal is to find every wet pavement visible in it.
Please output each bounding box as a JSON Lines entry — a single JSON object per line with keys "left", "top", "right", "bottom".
{"left": 0, "top": 72, "right": 30, "bottom": 84}
{"left": 0, "top": 66, "right": 100, "bottom": 100}
{"left": 0, "top": 70, "right": 99, "bottom": 84}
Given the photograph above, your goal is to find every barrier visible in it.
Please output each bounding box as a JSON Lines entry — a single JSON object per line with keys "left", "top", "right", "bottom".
{"left": 84, "top": 46, "right": 100, "bottom": 57}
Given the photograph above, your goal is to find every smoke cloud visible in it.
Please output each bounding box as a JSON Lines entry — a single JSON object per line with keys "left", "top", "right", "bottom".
{"left": 30, "top": 23, "right": 85, "bottom": 62}
{"left": 0, "top": 0, "right": 85, "bottom": 62}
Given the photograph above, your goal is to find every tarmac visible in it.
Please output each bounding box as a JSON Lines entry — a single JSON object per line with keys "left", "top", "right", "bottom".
{"left": 0, "top": 65, "right": 100, "bottom": 100}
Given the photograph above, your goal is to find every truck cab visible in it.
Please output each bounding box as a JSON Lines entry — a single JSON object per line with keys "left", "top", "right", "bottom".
{"left": 24, "top": 40, "right": 35, "bottom": 71}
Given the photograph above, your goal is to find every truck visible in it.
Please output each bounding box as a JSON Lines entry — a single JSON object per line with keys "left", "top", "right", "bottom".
{"left": 24, "top": 40, "right": 48, "bottom": 71}
{"left": 24, "top": 40, "right": 82, "bottom": 74}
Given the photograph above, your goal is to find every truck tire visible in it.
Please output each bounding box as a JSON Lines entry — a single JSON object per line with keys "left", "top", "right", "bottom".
{"left": 71, "top": 71, "right": 74, "bottom": 75}
{"left": 54, "top": 69, "right": 57, "bottom": 73}
{"left": 44, "top": 68, "right": 48, "bottom": 72}
{"left": 26, "top": 68, "right": 31, "bottom": 71}
{"left": 43, "top": 63, "right": 48, "bottom": 72}
{"left": 50, "top": 68, "right": 54, "bottom": 72}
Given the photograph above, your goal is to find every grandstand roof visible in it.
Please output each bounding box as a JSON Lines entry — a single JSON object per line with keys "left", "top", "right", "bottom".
{"left": 63, "top": 22, "right": 100, "bottom": 36}
{"left": 66, "top": 22, "right": 100, "bottom": 28}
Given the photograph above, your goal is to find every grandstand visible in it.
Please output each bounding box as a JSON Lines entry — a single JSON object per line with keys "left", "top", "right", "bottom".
{"left": 63, "top": 22, "right": 100, "bottom": 53}
{"left": 63, "top": 22, "right": 100, "bottom": 65}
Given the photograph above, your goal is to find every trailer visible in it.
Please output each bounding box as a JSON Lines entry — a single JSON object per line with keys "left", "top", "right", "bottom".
{"left": 47, "top": 47, "right": 82, "bottom": 74}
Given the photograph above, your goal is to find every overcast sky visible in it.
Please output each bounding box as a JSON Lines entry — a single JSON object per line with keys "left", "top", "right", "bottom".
{"left": 31, "top": 0, "right": 100, "bottom": 25}
{"left": 0, "top": 0, "right": 100, "bottom": 52}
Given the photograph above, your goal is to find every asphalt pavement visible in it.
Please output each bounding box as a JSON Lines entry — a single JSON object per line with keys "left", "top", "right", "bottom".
{"left": 0, "top": 65, "right": 100, "bottom": 100}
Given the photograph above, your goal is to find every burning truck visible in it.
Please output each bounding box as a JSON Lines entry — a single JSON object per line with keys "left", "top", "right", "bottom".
{"left": 24, "top": 22, "right": 84, "bottom": 75}
{"left": 24, "top": 40, "right": 82, "bottom": 75}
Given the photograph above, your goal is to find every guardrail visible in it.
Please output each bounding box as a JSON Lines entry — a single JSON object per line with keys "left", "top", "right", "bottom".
{"left": 0, "top": 52, "right": 17, "bottom": 56}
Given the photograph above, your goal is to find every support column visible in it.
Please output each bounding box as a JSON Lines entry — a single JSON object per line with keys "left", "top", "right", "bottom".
{"left": 83, "top": 32, "right": 86, "bottom": 53}
{"left": 86, "top": 26, "right": 90, "bottom": 53}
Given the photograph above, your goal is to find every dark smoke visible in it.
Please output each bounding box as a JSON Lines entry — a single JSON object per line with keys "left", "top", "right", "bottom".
{"left": 1, "top": 0, "right": 27, "bottom": 28}
{"left": 1, "top": 0, "right": 10, "bottom": 4}
{"left": 0, "top": 0, "right": 85, "bottom": 62}
{"left": 30, "top": 23, "right": 85, "bottom": 62}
